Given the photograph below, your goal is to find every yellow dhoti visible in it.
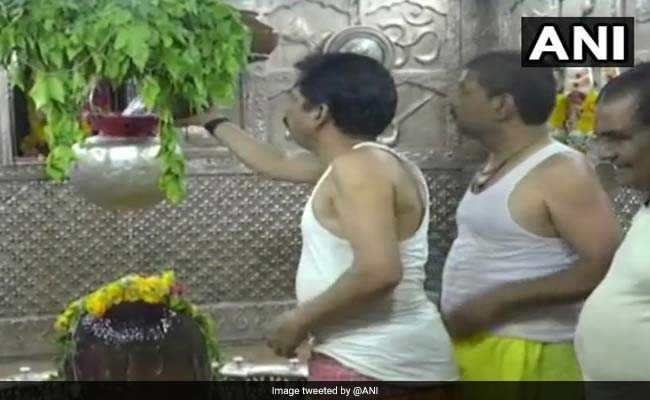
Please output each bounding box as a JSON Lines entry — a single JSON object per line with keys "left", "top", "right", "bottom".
{"left": 454, "top": 335, "right": 584, "bottom": 400}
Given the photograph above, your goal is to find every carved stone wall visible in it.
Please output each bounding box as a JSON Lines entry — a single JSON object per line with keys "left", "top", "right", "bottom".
{"left": 0, "top": 0, "right": 645, "bottom": 358}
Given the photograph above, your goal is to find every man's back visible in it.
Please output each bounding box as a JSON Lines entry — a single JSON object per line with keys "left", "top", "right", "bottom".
{"left": 310, "top": 144, "right": 424, "bottom": 242}
{"left": 296, "top": 142, "right": 458, "bottom": 381}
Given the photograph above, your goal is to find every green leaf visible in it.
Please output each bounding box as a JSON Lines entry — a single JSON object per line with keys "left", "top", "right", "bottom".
{"left": 66, "top": 43, "right": 83, "bottom": 61}
{"left": 91, "top": 53, "right": 103, "bottom": 72}
{"left": 44, "top": 19, "right": 55, "bottom": 31}
{"left": 161, "top": 34, "right": 173, "bottom": 48}
{"left": 149, "top": 30, "right": 160, "bottom": 47}
{"left": 118, "top": 58, "right": 131, "bottom": 81}
{"left": 182, "top": 0, "right": 199, "bottom": 14}
{"left": 114, "top": 24, "right": 151, "bottom": 71}
{"left": 46, "top": 145, "right": 76, "bottom": 182}
{"left": 141, "top": 76, "right": 160, "bottom": 109}
{"left": 167, "top": 25, "right": 189, "bottom": 45}
{"left": 71, "top": 71, "right": 85, "bottom": 92}
{"left": 131, "top": 48, "right": 150, "bottom": 72}
{"left": 224, "top": 57, "right": 240, "bottom": 76}
{"left": 104, "top": 55, "right": 122, "bottom": 80}
{"left": 43, "top": 123, "right": 55, "bottom": 151}
{"left": 168, "top": 159, "right": 186, "bottom": 176}
{"left": 161, "top": 175, "right": 186, "bottom": 205}
{"left": 29, "top": 72, "right": 65, "bottom": 109}
{"left": 0, "top": 27, "right": 15, "bottom": 62}
{"left": 211, "top": 3, "right": 234, "bottom": 19}
{"left": 162, "top": 49, "right": 185, "bottom": 80}
{"left": 108, "top": 8, "right": 134, "bottom": 26}
{"left": 170, "top": 297, "right": 190, "bottom": 313}
{"left": 7, "top": 61, "right": 28, "bottom": 91}
{"left": 158, "top": 124, "right": 186, "bottom": 205}
{"left": 49, "top": 47, "right": 63, "bottom": 68}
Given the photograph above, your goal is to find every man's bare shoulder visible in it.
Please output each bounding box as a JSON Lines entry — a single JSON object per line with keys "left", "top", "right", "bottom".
{"left": 535, "top": 150, "right": 594, "bottom": 181}
{"left": 329, "top": 147, "right": 397, "bottom": 186}
{"left": 533, "top": 150, "right": 604, "bottom": 205}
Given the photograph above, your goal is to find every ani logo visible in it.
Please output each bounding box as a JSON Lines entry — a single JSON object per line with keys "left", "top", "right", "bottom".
{"left": 521, "top": 17, "right": 634, "bottom": 67}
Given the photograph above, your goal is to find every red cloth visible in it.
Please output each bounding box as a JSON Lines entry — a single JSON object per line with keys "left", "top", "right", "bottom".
{"left": 308, "top": 353, "right": 375, "bottom": 381}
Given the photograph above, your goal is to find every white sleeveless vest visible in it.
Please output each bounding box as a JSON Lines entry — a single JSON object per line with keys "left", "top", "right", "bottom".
{"left": 296, "top": 142, "right": 458, "bottom": 381}
{"left": 442, "top": 141, "right": 582, "bottom": 342}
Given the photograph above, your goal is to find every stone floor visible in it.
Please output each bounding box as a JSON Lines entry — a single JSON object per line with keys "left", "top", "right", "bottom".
{"left": 0, "top": 340, "right": 310, "bottom": 379}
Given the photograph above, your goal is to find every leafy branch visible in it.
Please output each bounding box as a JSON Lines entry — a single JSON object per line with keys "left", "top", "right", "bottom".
{"left": 0, "top": 0, "right": 251, "bottom": 204}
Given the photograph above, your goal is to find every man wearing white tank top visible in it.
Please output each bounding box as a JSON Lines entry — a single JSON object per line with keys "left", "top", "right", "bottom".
{"left": 441, "top": 51, "right": 621, "bottom": 387}
{"left": 179, "top": 53, "right": 460, "bottom": 394}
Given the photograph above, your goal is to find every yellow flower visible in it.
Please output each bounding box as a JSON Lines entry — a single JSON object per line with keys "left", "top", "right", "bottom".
{"left": 104, "top": 283, "right": 124, "bottom": 306}
{"left": 161, "top": 270, "right": 175, "bottom": 289}
{"left": 66, "top": 272, "right": 177, "bottom": 318}
{"left": 54, "top": 299, "right": 83, "bottom": 332}
{"left": 85, "top": 290, "right": 109, "bottom": 317}
{"left": 54, "top": 315, "right": 69, "bottom": 332}
{"left": 68, "top": 300, "right": 82, "bottom": 310}
{"left": 63, "top": 308, "right": 75, "bottom": 319}
{"left": 137, "top": 276, "right": 169, "bottom": 304}
{"left": 124, "top": 283, "right": 140, "bottom": 302}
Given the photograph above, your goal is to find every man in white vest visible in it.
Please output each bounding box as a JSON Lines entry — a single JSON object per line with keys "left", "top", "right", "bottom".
{"left": 575, "top": 63, "right": 650, "bottom": 399}
{"left": 441, "top": 50, "right": 621, "bottom": 386}
{"left": 181, "top": 53, "right": 460, "bottom": 394}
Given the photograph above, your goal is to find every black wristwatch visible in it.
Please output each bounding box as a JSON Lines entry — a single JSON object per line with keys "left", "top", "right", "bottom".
{"left": 203, "top": 118, "right": 230, "bottom": 137}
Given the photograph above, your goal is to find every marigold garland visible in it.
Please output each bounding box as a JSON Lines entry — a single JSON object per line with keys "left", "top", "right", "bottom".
{"left": 53, "top": 270, "right": 219, "bottom": 377}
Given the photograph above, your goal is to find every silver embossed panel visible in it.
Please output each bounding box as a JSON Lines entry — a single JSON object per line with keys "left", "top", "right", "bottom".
{"left": 496, "top": 0, "right": 627, "bottom": 50}
{"left": 0, "top": 169, "right": 472, "bottom": 319}
{"left": 497, "top": 0, "right": 560, "bottom": 49}
{"left": 0, "top": 176, "right": 308, "bottom": 318}
{"left": 636, "top": 0, "right": 650, "bottom": 61}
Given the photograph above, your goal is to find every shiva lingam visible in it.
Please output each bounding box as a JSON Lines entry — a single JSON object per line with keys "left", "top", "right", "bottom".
{"left": 70, "top": 111, "right": 177, "bottom": 211}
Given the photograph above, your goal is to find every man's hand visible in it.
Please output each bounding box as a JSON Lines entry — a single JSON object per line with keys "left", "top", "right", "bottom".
{"left": 179, "top": 119, "right": 324, "bottom": 183}
{"left": 443, "top": 293, "right": 506, "bottom": 340}
{"left": 265, "top": 309, "right": 309, "bottom": 358}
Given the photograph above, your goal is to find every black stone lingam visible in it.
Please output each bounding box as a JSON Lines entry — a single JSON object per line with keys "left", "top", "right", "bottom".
{"left": 63, "top": 302, "right": 211, "bottom": 381}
